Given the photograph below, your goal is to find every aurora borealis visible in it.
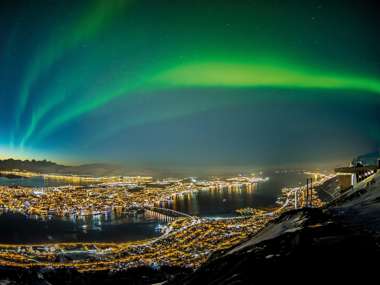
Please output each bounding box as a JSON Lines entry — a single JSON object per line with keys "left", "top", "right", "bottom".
{"left": 0, "top": 0, "right": 380, "bottom": 171}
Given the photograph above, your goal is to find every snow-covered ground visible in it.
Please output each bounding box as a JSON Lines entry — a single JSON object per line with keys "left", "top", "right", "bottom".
{"left": 330, "top": 171, "right": 380, "bottom": 234}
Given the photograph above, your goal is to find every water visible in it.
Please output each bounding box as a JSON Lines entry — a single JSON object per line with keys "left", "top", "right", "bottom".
{"left": 0, "top": 211, "right": 163, "bottom": 244}
{"left": 0, "top": 171, "right": 310, "bottom": 243}
{"left": 0, "top": 176, "right": 164, "bottom": 244}
{"left": 160, "top": 171, "right": 310, "bottom": 217}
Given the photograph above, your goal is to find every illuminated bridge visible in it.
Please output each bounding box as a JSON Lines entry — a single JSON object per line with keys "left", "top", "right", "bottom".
{"left": 144, "top": 206, "right": 193, "bottom": 222}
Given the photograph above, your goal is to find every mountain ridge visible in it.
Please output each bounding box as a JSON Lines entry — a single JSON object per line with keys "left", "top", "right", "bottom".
{"left": 0, "top": 158, "right": 123, "bottom": 177}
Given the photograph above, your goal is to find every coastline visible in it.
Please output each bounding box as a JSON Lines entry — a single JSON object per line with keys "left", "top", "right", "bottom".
{"left": 0, "top": 172, "right": 335, "bottom": 272}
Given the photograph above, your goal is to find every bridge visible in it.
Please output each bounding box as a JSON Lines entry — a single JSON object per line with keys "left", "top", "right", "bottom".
{"left": 144, "top": 206, "right": 194, "bottom": 222}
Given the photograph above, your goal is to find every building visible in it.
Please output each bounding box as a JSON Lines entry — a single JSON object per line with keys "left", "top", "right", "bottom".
{"left": 335, "top": 160, "right": 379, "bottom": 191}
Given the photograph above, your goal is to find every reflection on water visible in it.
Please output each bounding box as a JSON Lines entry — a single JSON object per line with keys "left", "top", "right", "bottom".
{"left": 0, "top": 172, "right": 311, "bottom": 243}
{"left": 0, "top": 177, "right": 168, "bottom": 244}
{"left": 0, "top": 210, "right": 164, "bottom": 244}
{"left": 161, "top": 172, "right": 311, "bottom": 217}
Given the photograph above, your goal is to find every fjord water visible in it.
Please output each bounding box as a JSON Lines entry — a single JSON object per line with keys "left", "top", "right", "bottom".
{"left": 161, "top": 171, "right": 311, "bottom": 217}
{"left": 0, "top": 177, "right": 163, "bottom": 243}
{"left": 0, "top": 212, "right": 163, "bottom": 244}
{"left": 0, "top": 171, "right": 310, "bottom": 243}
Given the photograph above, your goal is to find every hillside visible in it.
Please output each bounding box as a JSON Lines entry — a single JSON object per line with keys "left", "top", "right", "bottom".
{"left": 171, "top": 172, "right": 380, "bottom": 284}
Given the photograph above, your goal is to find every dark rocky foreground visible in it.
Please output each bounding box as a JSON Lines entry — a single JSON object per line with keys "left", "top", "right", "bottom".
{"left": 170, "top": 173, "right": 380, "bottom": 284}
{"left": 170, "top": 209, "right": 380, "bottom": 284}
{"left": 1, "top": 174, "right": 380, "bottom": 284}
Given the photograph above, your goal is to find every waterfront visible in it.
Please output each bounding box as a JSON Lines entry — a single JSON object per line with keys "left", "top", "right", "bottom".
{"left": 0, "top": 171, "right": 313, "bottom": 244}
{"left": 0, "top": 170, "right": 331, "bottom": 271}
{"left": 0, "top": 211, "right": 163, "bottom": 244}
{"left": 161, "top": 171, "right": 312, "bottom": 217}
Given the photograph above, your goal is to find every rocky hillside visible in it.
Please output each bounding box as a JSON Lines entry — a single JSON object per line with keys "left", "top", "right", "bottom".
{"left": 171, "top": 172, "right": 380, "bottom": 284}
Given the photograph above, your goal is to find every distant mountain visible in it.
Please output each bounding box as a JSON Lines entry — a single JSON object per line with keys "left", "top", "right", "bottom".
{"left": 0, "top": 159, "right": 125, "bottom": 177}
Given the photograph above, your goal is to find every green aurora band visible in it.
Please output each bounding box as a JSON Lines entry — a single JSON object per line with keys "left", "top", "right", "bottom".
{"left": 151, "top": 61, "right": 380, "bottom": 93}
{"left": 20, "top": 58, "right": 380, "bottom": 147}
{"left": 14, "top": 0, "right": 131, "bottom": 147}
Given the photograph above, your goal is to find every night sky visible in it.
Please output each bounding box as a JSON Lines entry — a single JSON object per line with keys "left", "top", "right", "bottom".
{"left": 0, "top": 0, "right": 379, "bottom": 172}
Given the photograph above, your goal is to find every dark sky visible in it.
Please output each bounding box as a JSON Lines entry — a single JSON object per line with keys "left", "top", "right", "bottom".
{"left": 0, "top": 0, "right": 379, "bottom": 172}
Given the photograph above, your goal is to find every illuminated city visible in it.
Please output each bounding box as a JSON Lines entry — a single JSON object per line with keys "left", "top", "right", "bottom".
{"left": 0, "top": 171, "right": 331, "bottom": 272}
{"left": 0, "top": 0, "right": 380, "bottom": 284}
